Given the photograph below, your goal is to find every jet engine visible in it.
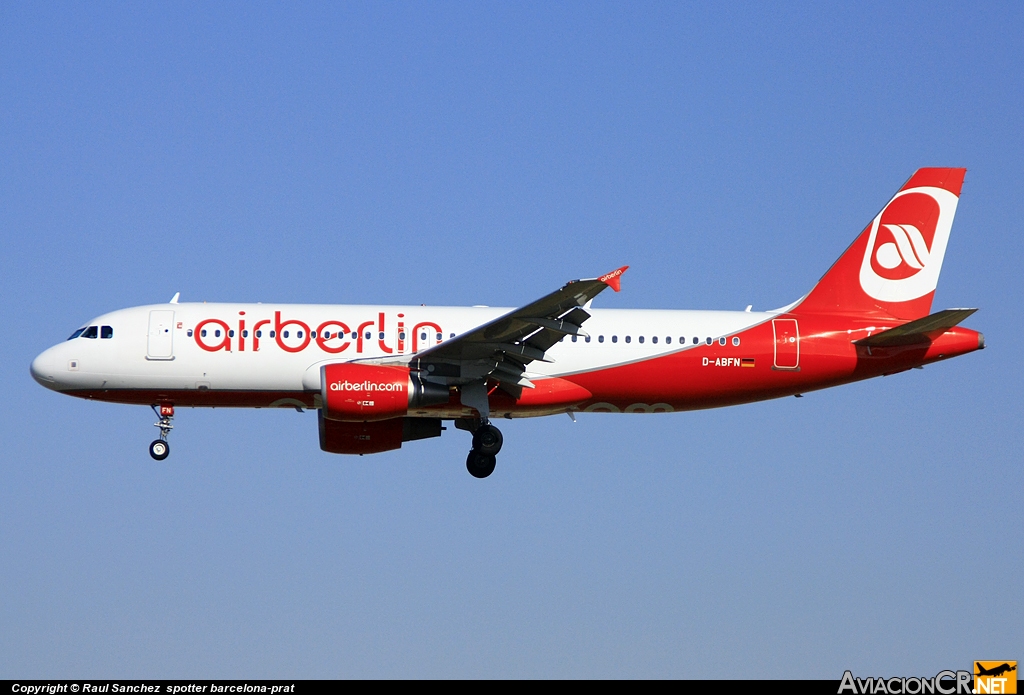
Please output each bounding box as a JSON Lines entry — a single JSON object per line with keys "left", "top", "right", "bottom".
{"left": 320, "top": 363, "right": 449, "bottom": 422}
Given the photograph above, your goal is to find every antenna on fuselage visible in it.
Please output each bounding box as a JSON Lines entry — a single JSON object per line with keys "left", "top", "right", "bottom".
{"left": 169, "top": 292, "right": 180, "bottom": 304}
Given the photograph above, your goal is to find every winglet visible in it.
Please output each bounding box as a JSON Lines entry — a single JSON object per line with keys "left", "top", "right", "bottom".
{"left": 598, "top": 266, "right": 629, "bottom": 292}
{"left": 169, "top": 292, "right": 180, "bottom": 304}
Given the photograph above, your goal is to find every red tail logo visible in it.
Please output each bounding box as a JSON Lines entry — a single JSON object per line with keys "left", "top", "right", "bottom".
{"left": 796, "top": 168, "right": 965, "bottom": 320}
{"left": 869, "top": 192, "right": 941, "bottom": 280}
{"left": 858, "top": 185, "right": 958, "bottom": 303}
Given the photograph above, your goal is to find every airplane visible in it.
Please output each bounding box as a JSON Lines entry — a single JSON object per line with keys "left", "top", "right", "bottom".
{"left": 975, "top": 663, "right": 1016, "bottom": 678}
{"left": 30, "top": 168, "right": 984, "bottom": 478}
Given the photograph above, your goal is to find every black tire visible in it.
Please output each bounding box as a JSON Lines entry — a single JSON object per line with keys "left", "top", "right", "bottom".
{"left": 466, "top": 450, "right": 496, "bottom": 479}
{"left": 149, "top": 439, "right": 170, "bottom": 461}
{"left": 472, "top": 424, "right": 503, "bottom": 455}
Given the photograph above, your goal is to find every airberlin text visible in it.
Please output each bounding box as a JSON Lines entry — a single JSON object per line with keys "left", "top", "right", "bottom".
{"left": 330, "top": 380, "right": 403, "bottom": 392}
{"left": 838, "top": 670, "right": 972, "bottom": 695}
{"left": 193, "top": 311, "right": 443, "bottom": 356}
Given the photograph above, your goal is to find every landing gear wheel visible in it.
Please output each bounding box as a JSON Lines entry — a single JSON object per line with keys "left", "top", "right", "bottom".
{"left": 466, "top": 450, "right": 496, "bottom": 479}
{"left": 149, "top": 439, "right": 170, "bottom": 461}
{"left": 472, "top": 424, "right": 503, "bottom": 455}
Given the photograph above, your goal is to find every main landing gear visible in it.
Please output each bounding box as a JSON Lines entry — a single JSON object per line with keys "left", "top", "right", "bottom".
{"left": 461, "top": 420, "right": 503, "bottom": 478}
{"left": 149, "top": 404, "right": 174, "bottom": 460}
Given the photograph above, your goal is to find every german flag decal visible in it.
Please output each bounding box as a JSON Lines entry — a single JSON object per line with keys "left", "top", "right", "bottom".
{"left": 741, "top": 358, "right": 756, "bottom": 368}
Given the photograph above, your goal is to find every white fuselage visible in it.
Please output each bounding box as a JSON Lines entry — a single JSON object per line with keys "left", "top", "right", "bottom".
{"left": 31, "top": 302, "right": 774, "bottom": 399}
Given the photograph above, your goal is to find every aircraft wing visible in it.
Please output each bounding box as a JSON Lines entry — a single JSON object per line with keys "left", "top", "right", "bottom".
{"left": 409, "top": 266, "right": 628, "bottom": 397}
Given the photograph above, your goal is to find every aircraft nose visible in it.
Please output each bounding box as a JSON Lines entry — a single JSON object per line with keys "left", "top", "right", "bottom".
{"left": 30, "top": 348, "right": 60, "bottom": 389}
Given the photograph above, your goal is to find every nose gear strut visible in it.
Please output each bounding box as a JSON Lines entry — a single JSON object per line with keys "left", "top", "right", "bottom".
{"left": 149, "top": 403, "right": 174, "bottom": 460}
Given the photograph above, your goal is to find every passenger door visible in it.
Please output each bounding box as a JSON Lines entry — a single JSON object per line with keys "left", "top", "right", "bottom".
{"left": 147, "top": 310, "right": 175, "bottom": 360}
{"left": 772, "top": 318, "right": 799, "bottom": 370}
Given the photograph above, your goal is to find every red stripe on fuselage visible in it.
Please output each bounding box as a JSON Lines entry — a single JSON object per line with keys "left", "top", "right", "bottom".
{"left": 65, "top": 318, "right": 981, "bottom": 414}
{"left": 563, "top": 316, "right": 982, "bottom": 411}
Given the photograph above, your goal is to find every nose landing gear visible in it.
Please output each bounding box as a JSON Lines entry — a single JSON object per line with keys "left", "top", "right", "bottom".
{"left": 461, "top": 420, "right": 503, "bottom": 478}
{"left": 150, "top": 403, "right": 174, "bottom": 460}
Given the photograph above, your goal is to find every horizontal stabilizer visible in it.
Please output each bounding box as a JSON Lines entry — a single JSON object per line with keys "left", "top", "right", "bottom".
{"left": 855, "top": 308, "right": 977, "bottom": 347}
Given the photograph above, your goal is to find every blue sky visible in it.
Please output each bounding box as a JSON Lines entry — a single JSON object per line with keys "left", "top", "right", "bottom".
{"left": 2, "top": 1, "right": 1021, "bottom": 678}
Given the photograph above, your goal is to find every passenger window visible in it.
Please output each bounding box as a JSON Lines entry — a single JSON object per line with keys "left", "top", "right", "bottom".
{"left": 639, "top": 336, "right": 645, "bottom": 344}
{"left": 652, "top": 336, "right": 658, "bottom": 344}
{"left": 585, "top": 336, "right": 591, "bottom": 343}
{"left": 598, "top": 335, "right": 604, "bottom": 343}
{"left": 242, "top": 330, "right": 249, "bottom": 338}
{"left": 666, "top": 336, "right": 672, "bottom": 344}
{"left": 270, "top": 330, "right": 276, "bottom": 338}
{"left": 612, "top": 335, "right": 618, "bottom": 343}
{"left": 297, "top": 331, "right": 303, "bottom": 338}
{"left": 571, "top": 335, "right": 578, "bottom": 342}
{"left": 625, "top": 336, "right": 631, "bottom": 343}
{"left": 398, "top": 332, "right": 405, "bottom": 340}
{"left": 420, "top": 332, "right": 427, "bottom": 340}
{"left": 214, "top": 330, "right": 221, "bottom": 338}
{"left": 229, "top": 330, "right": 235, "bottom": 338}
{"left": 201, "top": 329, "right": 207, "bottom": 337}
{"left": 283, "top": 331, "right": 289, "bottom": 338}
{"left": 693, "top": 337, "right": 699, "bottom": 344}
{"left": 365, "top": 332, "right": 371, "bottom": 340}
{"left": 351, "top": 332, "right": 358, "bottom": 340}
{"left": 101, "top": 326, "right": 113, "bottom": 339}
{"left": 82, "top": 326, "right": 98, "bottom": 339}
{"left": 187, "top": 329, "right": 193, "bottom": 337}
{"left": 706, "top": 337, "right": 713, "bottom": 345}
{"left": 68, "top": 328, "right": 86, "bottom": 341}
{"left": 449, "top": 333, "right": 455, "bottom": 338}
{"left": 256, "top": 330, "right": 262, "bottom": 338}
{"left": 732, "top": 336, "right": 741, "bottom": 346}
{"left": 436, "top": 333, "right": 442, "bottom": 341}
{"left": 719, "top": 337, "right": 726, "bottom": 346}
{"left": 310, "top": 331, "right": 315, "bottom": 339}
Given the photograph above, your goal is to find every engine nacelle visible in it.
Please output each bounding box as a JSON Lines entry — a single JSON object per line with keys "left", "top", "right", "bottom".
{"left": 321, "top": 363, "right": 449, "bottom": 422}
{"left": 318, "top": 414, "right": 444, "bottom": 455}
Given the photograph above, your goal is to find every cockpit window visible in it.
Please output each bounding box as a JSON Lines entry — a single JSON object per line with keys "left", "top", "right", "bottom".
{"left": 82, "top": 326, "right": 98, "bottom": 339}
{"left": 101, "top": 325, "right": 113, "bottom": 339}
{"left": 67, "top": 328, "right": 86, "bottom": 341}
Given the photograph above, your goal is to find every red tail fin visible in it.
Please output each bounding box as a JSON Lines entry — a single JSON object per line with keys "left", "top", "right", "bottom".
{"left": 795, "top": 168, "right": 966, "bottom": 319}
